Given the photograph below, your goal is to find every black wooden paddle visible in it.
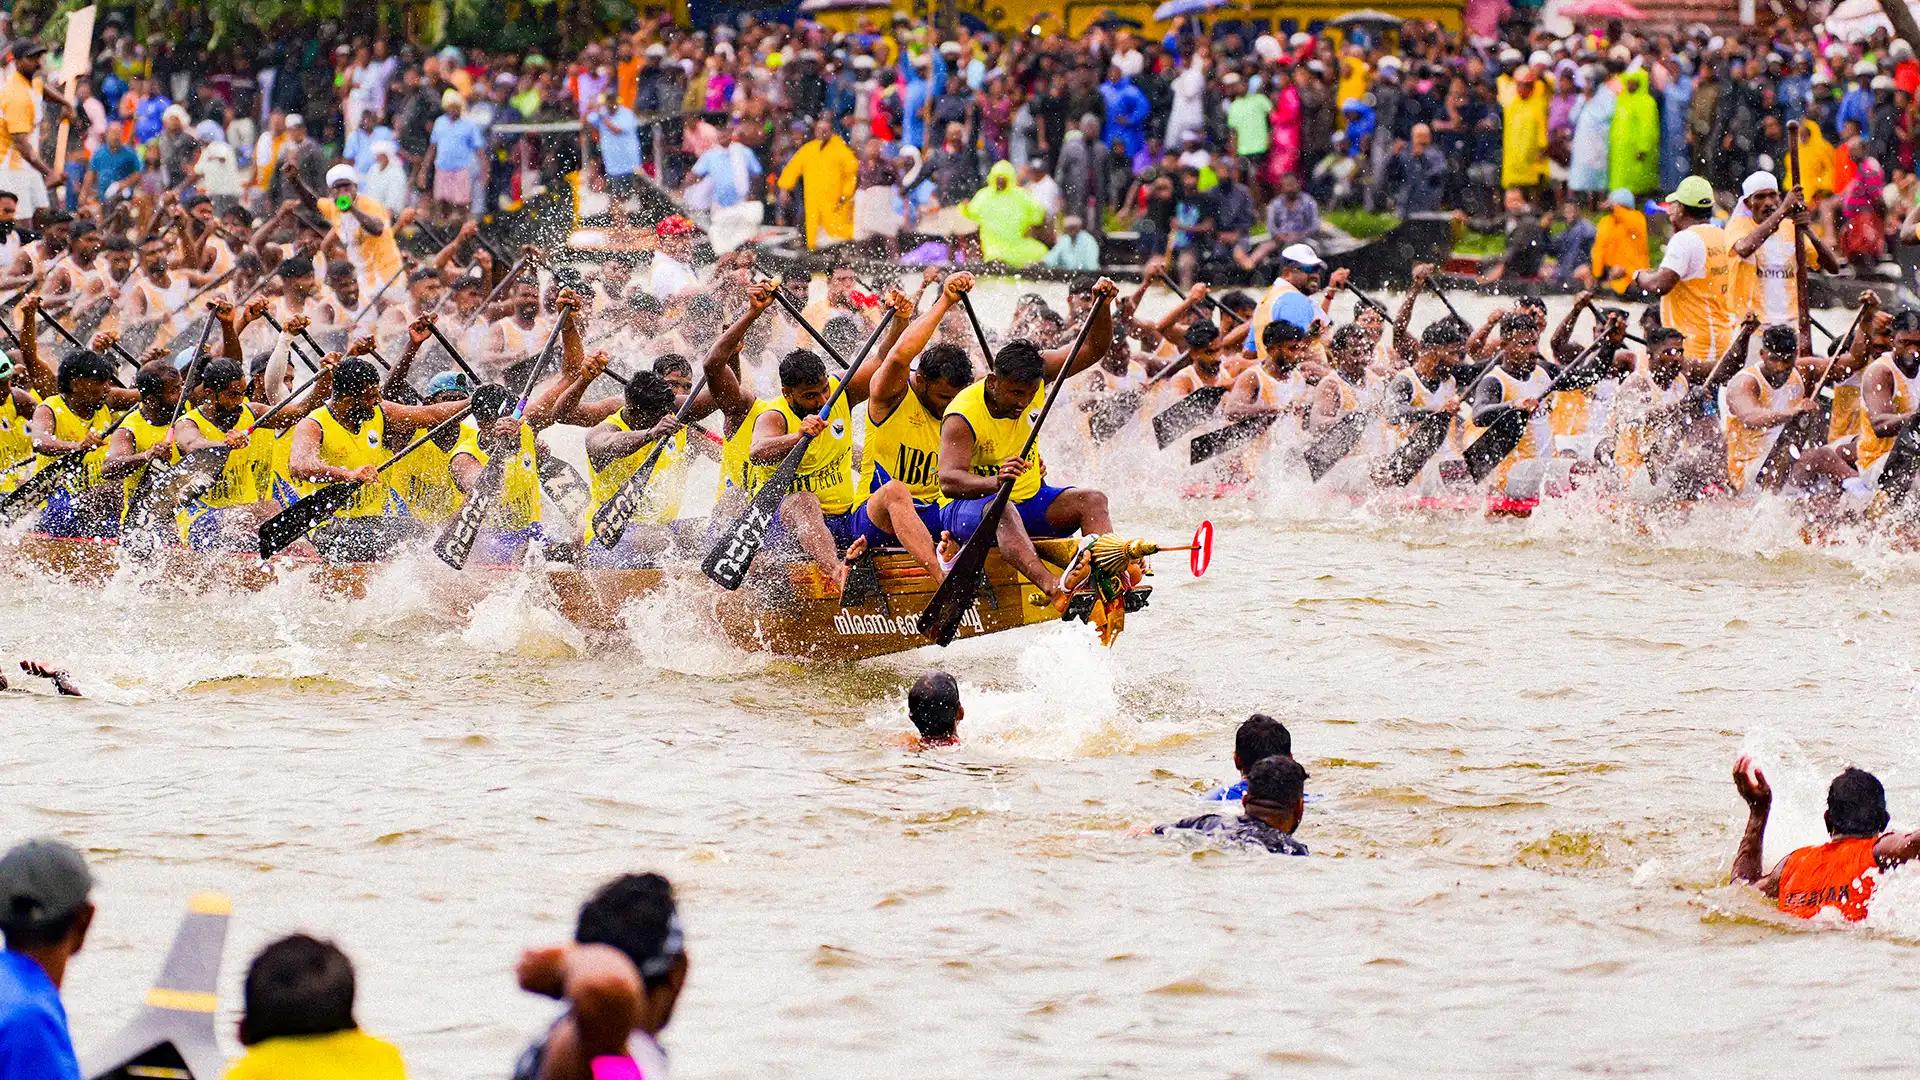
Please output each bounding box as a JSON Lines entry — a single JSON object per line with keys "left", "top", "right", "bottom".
{"left": 38, "top": 306, "right": 141, "bottom": 372}
{"left": 1301, "top": 391, "right": 1383, "bottom": 483}
{"left": 432, "top": 316, "right": 568, "bottom": 569}
{"left": 0, "top": 402, "right": 136, "bottom": 522}
{"left": 591, "top": 371, "right": 711, "bottom": 548}
{"left": 917, "top": 297, "right": 1107, "bottom": 646}
{"left": 257, "top": 401, "right": 478, "bottom": 559}
{"left": 1189, "top": 411, "right": 1280, "bottom": 466}
{"left": 1150, "top": 384, "right": 1228, "bottom": 447}
{"left": 700, "top": 295, "right": 891, "bottom": 591}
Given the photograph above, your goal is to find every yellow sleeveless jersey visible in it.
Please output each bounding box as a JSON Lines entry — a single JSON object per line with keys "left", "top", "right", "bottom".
{"left": 945, "top": 379, "right": 1047, "bottom": 502}
{"left": 35, "top": 394, "right": 114, "bottom": 493}
{"left": 118, "top": 408, "right": 178, "bottom": 506}
{"left": 717, "top": 401, "right": 766, "bottom": 497}
{"left": 388, "top": 434, "right": 462, "bottom": 525}
{"left": 585, "top": 412, "right": 688, "bottom": 541}
{"left": 745, "top": 383, "right": 856, "bottom": 515}
{"left": 861, "top": 386, "right": 945, "bottom": 503}
{"left": 179, "top": 405, "right": 260, "bottom": 508}
{"left": 451, "top": 419, "right": 543, "bottom": 530}
{"left": 1857, "top": 363, "right": 1913, "bottom": 474}
{"left": 1720, "top": 366, "right": 1804, "bottom": 492}
{"left": 0, "top": 389, "right": 38, "bottom": 494}
{"left": 1660, "top": 224, "right": 1735, "bottom": 364}
{"left": 294, "top": 406, "right": 391, "bottom": 518}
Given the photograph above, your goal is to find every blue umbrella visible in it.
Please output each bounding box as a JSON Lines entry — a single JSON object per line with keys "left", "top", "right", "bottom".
{"left": 1153, "top": 0, "right": 1227, "bottom": 20}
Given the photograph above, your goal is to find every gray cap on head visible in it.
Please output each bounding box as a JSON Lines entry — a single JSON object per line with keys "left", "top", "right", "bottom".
{"left": 0, "top": 838, "right": 91, "bottom": 930}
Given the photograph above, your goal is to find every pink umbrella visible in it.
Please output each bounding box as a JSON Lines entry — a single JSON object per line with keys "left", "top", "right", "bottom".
{"left": 1558, "top": 0, "right": 1647, "bottom": 18}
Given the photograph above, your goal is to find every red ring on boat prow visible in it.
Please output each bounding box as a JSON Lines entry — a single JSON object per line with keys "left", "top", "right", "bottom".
{"left": 1191, "top": 520, "right": 1213, "bottom": 577}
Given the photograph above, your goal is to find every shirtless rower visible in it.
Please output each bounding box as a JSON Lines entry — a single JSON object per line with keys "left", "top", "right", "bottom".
{"left": 1732, "top": 756, "right": 1920, "bottom": 921}
{"left": 936, "top": 277, "right": 1118, "bottom": 602}
{"left": 1854, "top": 309, "right": 1920, "bottom": 495}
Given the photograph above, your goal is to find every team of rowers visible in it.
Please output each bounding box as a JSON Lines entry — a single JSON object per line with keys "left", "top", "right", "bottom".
{"left": 1071, "top": 171, "right": 1920, "bottom": 522}
{"left": 0, "top": 173, "right": 1140, "bottom": 596}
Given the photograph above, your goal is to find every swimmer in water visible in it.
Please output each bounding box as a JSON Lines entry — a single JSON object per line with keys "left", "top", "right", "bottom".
{"left": 512, "top": 873, "right": 688, "bottom": 1080}
{"left": 1731, "top": 756, "right": 1920, "bottom": 921}
{"left": 0, "top": 661, "right": 81, "bottom": 696}
{"left": 1158, "top": 755, "right": 1309, "bottom": 856}
{"left": 1205, "top": 714, "right": 1292, "bottom": 802}
{"left": 905, "top": 671, "right": 962, "bottom": 748}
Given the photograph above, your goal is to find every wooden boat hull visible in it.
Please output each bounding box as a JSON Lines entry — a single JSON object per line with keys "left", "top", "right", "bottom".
{"left": 4, "top": 535, "right": 1129, "bottom": 662}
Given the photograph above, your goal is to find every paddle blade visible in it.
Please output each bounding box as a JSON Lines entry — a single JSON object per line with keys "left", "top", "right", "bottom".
{"left": 1190, "top": 519, "right": 1214, "bottom": 577}
{"left": 701, "top": 443, "right": 804, "bottom": 590}
{"left": 537, "top": 456, "right": 592, "bottom": 526}
{"left": 0, "top": 451, "right": 83, "bottom": 523}
{"left": 916, "top": 484, "right": 1013, "bottom": 645}
{"left": 1151, "top": 386, "right": 1227, "bottom": 448}
{"left": 1087, "top": 389, "right": 1143, "bottom": 443}
{"left": 1373, "top": 411, "right": 1455, "bottom": 488}
{"left": 117, "top": 319, "right": 161, "bottom": 361}
{"left": 1189, "top": 414, "right": 1278, "bottom": 466}
{"left": 1462, "top": 408, "right": 1531, "bottom": 484}
{"left": 257, "top": 481, "right": 364, "bottom": 558}
{"left": 1303, "top": 410, "right": 1373, "bottom": 483}
{"left": 590, "top": 443, "right": 670, "bottom": 549}
{"left": 81, "top": 891, "right": 230, "bottom": 1080}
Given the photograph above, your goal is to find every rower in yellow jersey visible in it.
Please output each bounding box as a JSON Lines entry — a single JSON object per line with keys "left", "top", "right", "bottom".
{"left": 101, "top": 360, "right": 183, "bottom": 525}
{"left": 583, "top": 370, "right": 692, "bottom": 567}
{"left": 0, "top": 297, "right": 56, "bottom": 495}
{"left": 1635, "top": 175, "right": 1735, "bottom": 368}
{"left": 285, "top": 356, "right": 469, "bottom": 561}
{"left": 701, "top": 283, "right": 779, "bottom": 515}
{"left": 171, "top": 357, "right": 331, "bottom": 550}
{"left": 386, "top": 371, "right": 472, "bottom": 529}
{"left": 1857, "top": 310, "right": 1920, "bottom": 493}
{"left": 28, "top": 348, "right": 140, "bottom": 537}
{"left": 938, "top": 277, "right": 1119, "bottom": 602}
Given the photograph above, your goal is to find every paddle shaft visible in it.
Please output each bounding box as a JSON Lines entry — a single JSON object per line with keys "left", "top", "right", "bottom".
{"left": 40, "top": 308, "right": 140, "bottom": 371}
{"left": 1788, "top": 124, "right": 1812, "bottom": 357}
{"left": 425, "top": 322, "right": 484, "bottom": 383}
{"left": 256, "top": 310, "right": 323, "bottom": 373}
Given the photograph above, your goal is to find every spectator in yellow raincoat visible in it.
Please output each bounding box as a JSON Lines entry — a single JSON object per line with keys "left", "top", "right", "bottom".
{"left": 964, "top": 160, "right": 1049, "bottom": 267}
{"left": 1502, "top": 66, "right": 1550, "bottom": 191}
{"left": 1590, "top": 188, "right": 1650, "bottom": 293}
{"left": 777, "top": 116, "right": 858, "bottom": 248}
{"left": 1796, "top": 117, "right": 1836, "bottom": 198}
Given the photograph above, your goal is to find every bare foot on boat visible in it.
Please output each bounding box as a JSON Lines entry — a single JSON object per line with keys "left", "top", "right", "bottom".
{"left": 829, "top": 536, "right": 869, "bottom": 594}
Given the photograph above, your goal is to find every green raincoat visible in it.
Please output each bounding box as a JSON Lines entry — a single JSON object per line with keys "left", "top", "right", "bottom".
{"left": 964, "top": 161, "right": 1049, "bottom": 268}
{"left": 1608, "top": 71, "right": 1660, "bottom": 198}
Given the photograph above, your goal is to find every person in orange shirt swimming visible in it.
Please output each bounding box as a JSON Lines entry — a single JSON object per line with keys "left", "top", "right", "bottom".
{"left": 1731, "top": 756, "right": 1920, "bottom": 921}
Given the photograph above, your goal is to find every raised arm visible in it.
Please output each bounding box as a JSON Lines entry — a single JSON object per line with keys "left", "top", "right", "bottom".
{"left": 704, "top": 280, "right": 778, "bottom": 426}
{"left": 1042, "top": 277, "right": 1118, "bottom": 381}
{"left": 1730, "top": 756, "right": 1781, "bottom": 897}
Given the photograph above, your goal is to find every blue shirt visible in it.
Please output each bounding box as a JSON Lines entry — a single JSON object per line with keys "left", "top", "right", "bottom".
{"left": 344, "top": 124, "right": 395, "bottom": 174}
{"left": 690, "top": 143, "right": 761, "bottom": 208}
{"left": 589, "top": 107, "right": 641, "bottom": 178}
{"left": 0, "top": 952, "right": 79, "bottom": 1080}
{"left": 133, "top": 95, "right": 170, "bottom": 144}
{"left": 89, "top": 145, "right": 141, "bottom": 196}
{"left": 429, "top": 114, "right": 486, "bottom": 174}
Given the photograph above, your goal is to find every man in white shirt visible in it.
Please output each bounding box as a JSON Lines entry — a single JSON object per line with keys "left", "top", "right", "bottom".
{"left": 1022, "top": 158, "right": 1061, "bottom": 221}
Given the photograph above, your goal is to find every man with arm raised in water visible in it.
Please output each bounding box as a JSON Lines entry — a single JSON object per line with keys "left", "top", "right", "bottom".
{"left": 1733, "top": 757, "right": 1920, "bottom": 921}
{"left": 936, "top": 277, "right": 1118, "bottom": 604}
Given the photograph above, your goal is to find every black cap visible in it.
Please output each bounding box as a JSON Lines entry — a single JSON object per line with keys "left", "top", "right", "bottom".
{"left": 11, "top": 39, "right": 46, "bottom": 59}
{"left": 0, "top": 838, "right": 91, "bottom": 929}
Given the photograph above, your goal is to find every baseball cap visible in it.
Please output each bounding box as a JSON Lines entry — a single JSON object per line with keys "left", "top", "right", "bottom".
{"left": 0, "top": 838, "right": 91, "bottom": 931}
{"left": 1741, "top": 171, "right": 1779, "bottom": 199}
{"left": 1665, "top": 175, "right": 1715, "bottom": 209}
{"left": 1280, "top": 243, "right": 1324, "bottom": 269}
{"left": 1608, "top": 188, "right": 1634, "bottom": 207}
{"left": 424, "top": 371, "right": 472, "bottom": 397}
{"left": 10, "top": 39, "right": 46, "bottom": 60}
